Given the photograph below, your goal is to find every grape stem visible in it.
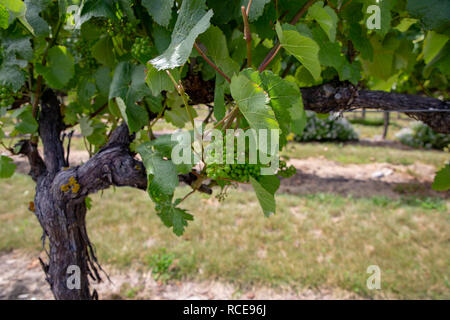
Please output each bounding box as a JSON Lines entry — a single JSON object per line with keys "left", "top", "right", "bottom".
{"left": 258, "top": 0, "right": 315, "bottom": 72}
{"left": 241, "top": 3, "right": 252, "bottom": 68}
{"left": 194, "top": 42, "right": 231, "bottom": 83}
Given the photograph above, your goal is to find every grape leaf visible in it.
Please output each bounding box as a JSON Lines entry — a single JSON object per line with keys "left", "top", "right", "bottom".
{"left": 92, "top": 36, "right": 115, "bottom": 68}
{"left": 79, "top": 117, "right": 94, "bottom": 137}
{"left": 24, "top": 0, "right": 49, "bottom": 37}
{"left": 0, "top": 0, "right": 34, "bottom": 34}
{"left": 12, "top": 104, "right": 38, "bottom": 134}
{"left": 0, "top": 3, "right": 9, "bottom": 29}
{"left": 407, "top": 0, "right": 450, "bottom": 35}
{"left": 312, "top": 26, "right": 346, "bottom": 75}
{"left": 150, "top": 0, "right": 213, "bottom": 70}
{"left": 276, "top": 22, "right": 321, "bottom": 81}
{"left": 137, "top": 143, "right": 179, "bottom": 203}
{"left": 109, "top": 62, "right": 133, "bottom": 101}
{"left": 360, "top": 35, "right": 396, "bottom": 80}
{"left": 198, "top": 26, "right": 240, "bottom": 78}
{"left": 0, "top": 65, "right": 25, "bottom": 91}
{"left": 259, "top": 70, "right": 305, "bottom": 143}
{"left": 395, "top": 18, "right": 418, "bottom": 32}
{"left": 250, "top": 175, "right": 280, "bottom": 217}
{"left": 155, "top": 201, "right": 193, "bottom": 236}
{"left": 214, "top": 73, "right": 226, "bottom": 121}
{"left": 35, "top": 46, "right": 75, "bottom": 89}
{"left": 348, "top": 23, "right": 373, "bottom": 60}
{"left": 142, "top": 0, "right": 174, "bottom": 28}
{"left": 109, "top": 63, "right": 150, "bottom": 132}
{"left": 241, "top": 0, "right": 270, "bottom": 22}
{"left": 423, "top": 31, "right": 449, "bottom": 65}
{"left": 230, "top": 71, "right": 279, "bottom": 131}
{"left": 0, "top": 155, "right": 16, "bottom": 178}
{"left": 78, "top": 0, "right": 116, "bottom": 26}
{"left": 145, "top": 64, "right": 179, "bottom": 96}
{"left": 432, "top": 164, "right": 450, "bottom": 191}
{"left": 307, "top": 1, "right": 338, "bottom": 42}
{"left": 116, "top": 97, "right": 148, "bottom": 133}
{"left": 94, "top": 66, "right": 112, "bottom": 98}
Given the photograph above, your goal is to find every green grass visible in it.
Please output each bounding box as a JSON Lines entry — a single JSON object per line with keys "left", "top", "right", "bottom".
{"left": 282, "top": 142, "right": 449, "bottom": 168}
{"left": 1, "top": 174, "right": 449, "bottom": 299}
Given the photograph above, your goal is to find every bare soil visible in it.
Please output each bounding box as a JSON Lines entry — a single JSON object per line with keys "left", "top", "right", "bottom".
{"left": 0, "top": 250, "right": 362, "bottom": 300}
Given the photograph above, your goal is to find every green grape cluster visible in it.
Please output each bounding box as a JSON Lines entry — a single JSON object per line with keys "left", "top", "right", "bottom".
{"left": 132, "top": 37, "right": 153, "bottom": 63}
{"left": 72, "top": 39, "right": 98, "bottom": 69}
{"left": 106, "top": 19, "right": 136, "bottom": 40}
{"left": 277, "top": 160, "right": 296, "bottom": 178}
{"left": 0, "top": 86, "right": 16, "bottom": 108}
{"left": 205, "top": 143, "right": 266, "bottom": 183}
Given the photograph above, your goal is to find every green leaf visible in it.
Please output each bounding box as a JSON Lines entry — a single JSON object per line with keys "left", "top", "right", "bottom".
{"left": 198, "top": 26, "right": 240, "bottom": 78}
{"left": 0, "top": 155, "right": 16, "bottom": 178}
{"left": 150, "top": 0, "right": 213, "bottom": 70}
{"left": 307, "top": 1, "right": 338, "bottom": 42}
{"left": 12, "top": 104, "right": 38, "bottom": 134}
{"left": 340, "top": 61, "right": 361, "bottom": 85}
{"left": 360, "top": 35, "right": 396, "bottom": 80}
{"left": 213, "top": 73, "right": 226, "bottom": 121}
{"left": 423, "top": 31, "right": 449, "bottom": 65}
{"left": 24, "top": 0, "right": 49, "bottom": 36}
{"left": 137, "top": 143, "right": 179, "bottom": 203}
{"left": 148, "top": 134, "right": 178, "bottom": 159}
{"left": 348, "top": 23, "right": 373, "bottom": 60}
{"left": 432, "top": 164, "right": 450, "bottom": 191}
{"left": 395, "top": 18, "right": 418, "bottom": 32}
{"left": 109, "top": 62, "right": 133, "bottom": 100}
{"left": 276, "top": 22, "right": 321, "bottom": 81}
{"left": 230, "top": 71, "right": 279, "bottom": 131}
{"left": 250, "top": 175, "right": 280, "bottom": 217}
{"left": 407, "top": 0, "right": 450, "bottom": 35}
{"left": 155, "top": 201, "right": 193, "bottom": 236}
{"left": 142, "top": 0, "right": 174, "bottom": 28}
{"left": 0, "top": 65, "right": 25, "bottom": 91}
{"left": 0, "top": 0, "right": 34, "bottom": 34}
{"left": 311, "top": 26, "right": 346, "bottom": 76}
{"left": 94, "top": 66, "right": 112, "bottom": 98}
{"left": 92, "top": 36, "right": 115, "bottom": 68}
{"left": 145, "top": 64, "right": 179, "bottom": 96}
{"left": 126, "top": 65, "right": 152, "bottom": 104}
{"left": 426, "top": 42, "right": 450, "bottom": 77}
{"left": 35, "top": 46, "right": 75, "bottom": 89}
{"left": 1, "top": 37, "right": 33, "bottom": 69}
{"left": 241, "top": 0, "right": 270, "bottom": 22}
{"left": 0, "top": 3, "right": 9, "bottom": 29}
{"left": 259, "top": 70, "right": 305, "bottom": 143}
{"left": 79, "top": 117, "right": 94, "bottom": 137}
{"left": 79, "top": 0, "right": 116, "bottom": 25}
{"left": 116, "top": 97, "right": 148, "bottom": 133}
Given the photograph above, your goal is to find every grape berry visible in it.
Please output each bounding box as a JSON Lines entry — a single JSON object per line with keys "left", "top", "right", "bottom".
{"left": 132, "top": 37, "right": 153, "bottom": 64}
{"left": 106, "top": 19, "right": 136, "bottom": 40}
{"left": 0, "top": 86, "right": 17, "bottom": 108}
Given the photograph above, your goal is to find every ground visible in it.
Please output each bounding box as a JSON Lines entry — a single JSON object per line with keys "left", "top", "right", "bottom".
{"left": 0, "top": 111, "right": 449, "bottom": 299}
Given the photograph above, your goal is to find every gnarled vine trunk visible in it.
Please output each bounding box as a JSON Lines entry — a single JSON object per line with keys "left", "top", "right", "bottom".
{"left": 19, "top": 89, "right": 207, "bottom": 299}
{"left": 19, "top": 89, "right": 149, "bottom": 299}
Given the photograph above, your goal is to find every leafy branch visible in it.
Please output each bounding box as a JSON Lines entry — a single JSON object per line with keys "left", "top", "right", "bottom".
{"left": 258, "top": 0, "right": 316, "bottom": 72}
